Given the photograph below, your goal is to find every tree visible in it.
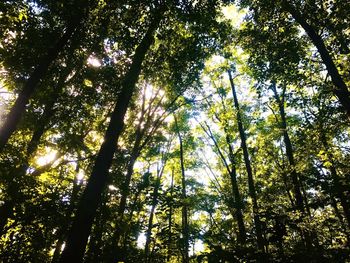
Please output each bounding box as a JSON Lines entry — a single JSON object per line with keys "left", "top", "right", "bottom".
{"left": 58, "top": 6, "right": 164, "bottom": 262}
{"left": 228, "top": 69, "right": 265, "bottom": 252}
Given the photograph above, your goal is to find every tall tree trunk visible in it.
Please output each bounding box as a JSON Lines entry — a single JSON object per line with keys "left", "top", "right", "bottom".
{"left": 200, "top": 120, "right": 247, "bottom": 244}
{"left": 320, "top": 133, "right": 350, "bottom": 229}
{"left": 0, "top": 22, "right": 80, "bottom": 151}
{"left": 84, "top": 193, "right": 108, "bottom": 263}
{"left": 228, "top": 70, "right": 264, "bottom": 252}
{"left": 0, "top": 199, "right": 14, "bottom": 236}
{"left": 270, "top": 83, "right": 305, "bottom": 212}
{"left": 227, "top": 144, "right": 247, "bottom": 244}
{"left": 51, "top": 159, "right": 82, "bottom": 263}
{"left": 175, "top": 115, "right": 190, "bottom": 263}
{"left": 167, "top": 168, "right": 174, "bottom": 262}
{"left": 224, "top": 129, "right": 247, "bottom": 244}
{"left": 145, "top": 165, "right": 164, "bottom": 262}
{"left": 270, "top": 83, "right": 318, "bottom": 249}
{"left": 282, "top": 1, "right": 350, "bottom": 116}
{"left": 0, "top": 66, "right": 72, "bottom": 236}
{"left": 58, "top": 11, "right": 162, "bottom": 263}
{"left": 116, "top": 92, "right": 147, "bottom": 225}
{"left": 108, "top": 88, "right": 163, "bottom": 260}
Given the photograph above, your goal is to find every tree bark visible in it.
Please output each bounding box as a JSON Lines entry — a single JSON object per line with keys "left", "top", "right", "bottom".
{"left": 199, "top": 120, "right": 247, "bottom": 244}
{"left": 167, "top": 168, "right": 174, "bottom": 262}
{"left": 228, "top": 70, "right": 264, "bottom": 252}
{"left": 225, "top": 135, "right": 247, "bottom": 244}
{"left": 0, "top": 69, "right": 69, "bottom": 236}
{"left": 58, "top": 12, "right": 162, "bottom": 263}
{"left": 51, "top": 159, "right": 83, "bottom": 263}
{"left": 320, "top": 133, "right": 350, "bottom": 229}
{"left": 175, "top": 115, "right": 190, "bottom": 263}
{"left": 282, "top": 0, "right": 350, "bottom": 117}
{"left": 270, "top": 83, "right": 305, "bottom": 212}
{"left": 145, "top": 165, "right": 164, "bottom": 262}
{"left": 0, "top": 22, "right": 79, "bottom": 151}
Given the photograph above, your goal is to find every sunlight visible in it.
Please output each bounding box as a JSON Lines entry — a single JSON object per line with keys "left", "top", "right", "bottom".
{"left": 77, "top": 170, "right": 84, "bottom": 183}
{"left": 108, "top": 185, "right": 118, "bottom": 191}
{"left": 221, "top": 4, "right": 246, "bottom": 28}
{"left": 144, "top": 83, "right": 154, "bottom": 100}
{"left": 194, "top": 240, "right": 205, "bottom": 253}
{"left": 190, "top": 240, "right": 205, "bottom": 256}
{"left": 87, "top": 56, "right": 102, "bottom": 67}
{"left": 36, "top": 149, "right": 57, "bottom": 166}
{"left": 137, "top": 232, "right": 146, "bottom": 248}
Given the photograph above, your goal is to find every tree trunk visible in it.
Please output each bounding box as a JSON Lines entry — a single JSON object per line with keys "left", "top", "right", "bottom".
{"left": 0, "top": 22, "right": 79, "bottom": 151}
{"left": 270, "top": 84, "right": 305, "bottom": 212}
{"left": 51, "top": 160, "right": 82, "bottom": 263}
{"left": 108, "top": 89, "right": 162, "bottom": 260}
{"left": 167, "top": 168, "right": 174, "bottom": 262}
{"left": 200, "top": 119, "right": 247, "bottom": 244}
{"left": 58, "top": 12, "right": 162, "bottom": 263}
{"left": 228, "top": 70, "right": 264, "bottom": 252}
{"left": 282, "top": 1, "right": 350, "bottom": 117}
{"left": 175, "top": 115, "right": 190, "bottom": 263}
{"left": 0, "top": 66, "right": 73, "bottom": 236}
{"left": 320, "top": 133, "right": 350, "bottom": 229}
{"left": 224, "top": 131, "right": 247, "bottom": 244}
{"left": 116, "top": 95, "right": 147, "bottom": 223}
{"left": 84, "top": 194, "right": 107, "bottom": 263}
{"left": 145, "top": 166, "right": 164, "bottom": 262}
{"left": 0, "top": 200, "right": 14, "bottom": 236}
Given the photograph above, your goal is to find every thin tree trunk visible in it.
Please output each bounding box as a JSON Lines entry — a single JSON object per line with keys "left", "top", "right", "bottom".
{"left": 320, "top": 133, "right": 350, "bottom": 229}
{"left": 116, "top": 90, "right": 148, "bottom": 223}
{"left": 167, "top": 168, "right": 174, "bottom": 262}
{"left": 282, "top": 1, "right": 350, "bottom": 116}
{"left": 0, "top": 199, "right": 14, "bottom": 236}
{"left": 199, "top": 120, "right": 247, "bottom": 244}
{"left": 58, "top": 11, "right": 162, "bottom": 263}
{"left": 0, "top": 22, "right": 80, "bottom": 150}
{"left": 84, "top": 193, "right": 108, "bottom": 263}
{"left": 0, "top": 70, "right": 69, "bottom": 236}
{"left": 224, "top": 131, "right": 247, "bottom": 244}
{"left": 108, "top": 88, "right": 165, "bottom": 259}
{"left": 228, "top": 70, "right": 264, "bottom": 252}
{"left": 270, "top": 83, "right": 318, "bottom": 249}
{"left": 51, "top": 159, "right": 82, "bottom": 263}
{"left": 270, "top": 83, "right": 305, "bottom": 212}
{"left": 145, "top": 165, "right": 164, "bottom": 262}
{"left": 175, "top": 115, "right": 190, "bottom": 263}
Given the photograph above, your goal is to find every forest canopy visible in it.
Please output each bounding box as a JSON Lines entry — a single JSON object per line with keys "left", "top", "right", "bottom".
{"left": 0, "top": 0, "right": 349, "bottom": 262}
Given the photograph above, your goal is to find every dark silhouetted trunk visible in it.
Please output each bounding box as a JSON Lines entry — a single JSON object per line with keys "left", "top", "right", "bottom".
{"left": 116, "top": 92, "right": 148, "bottom": 224}
{"left": 0, "top": 22, "right": 80, "bottom": 151}
{"left": 228, "top": 70, "right": 264, "bottom": 252}
{"left": 167, "top": 168, "right": 174, "bottom": 262}
{"left": 84, "top": 193, "right": 108, "bottom": 263}
{"left": 0, "top": 74, "right": 66, "bottom": 236}
{"left": 282, "top": 1, "right": 350, "bottom": 116}
{"left": 199, "top": 120, "right": 247, "bottom": 244}
{"left": 58, "top": 11, "right": 162, "bottom": 263}
{"left": 175, "top": 116, "right": 189, "bottom": 263}
{"left": 51, "top": 160, "right": 83, "bottom": 263}
{"left": 226, "top": 135, "right": 247, "bottom": 244}
{"left": 145, "top": 165, "right": 164, "bottom": 261}
{"left": 0, "top": 200, "right": 14, "bottom": 236}
{"left": 219, "top": 96, "right": 247, "bottom": 244}
{"left": 320, "top": 133, "right": 350, "bottom": 229}
{"left": 270, "top": 83, "right": 305, "bottom": 212}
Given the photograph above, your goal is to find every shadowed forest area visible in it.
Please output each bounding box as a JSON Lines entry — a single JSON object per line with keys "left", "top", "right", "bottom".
{"left": 0, "top": 0, "right": 350, "bottom": 262}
